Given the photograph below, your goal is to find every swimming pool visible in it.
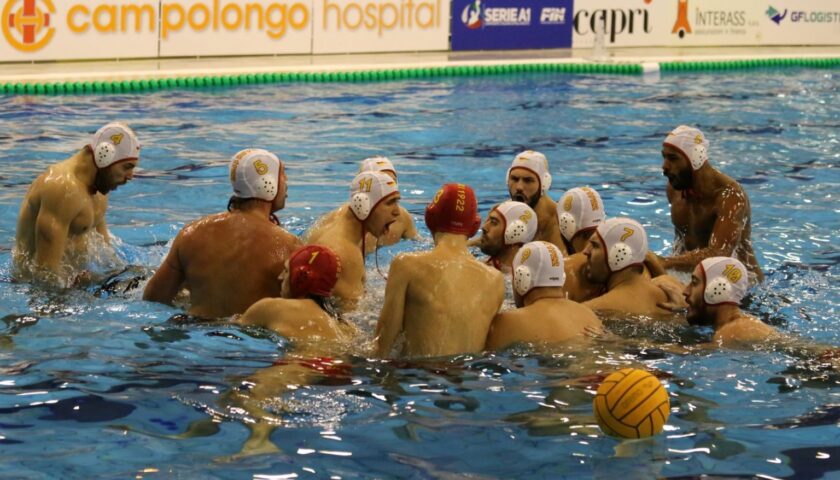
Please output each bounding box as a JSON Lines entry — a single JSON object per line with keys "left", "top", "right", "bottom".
{"left": 0, "top": 68, "right": 838, "bottom": 478}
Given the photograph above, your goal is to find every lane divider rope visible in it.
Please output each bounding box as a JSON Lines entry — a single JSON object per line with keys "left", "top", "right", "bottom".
{"left": 0, "top": 58, "right": 837, "bottom": 95}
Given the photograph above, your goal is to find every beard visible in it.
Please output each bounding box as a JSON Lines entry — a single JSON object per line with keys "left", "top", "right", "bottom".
{"left": 93, "top": 170, "right": 115, "bottom": 195}
{"left": 685, "top": 305, "right": 707, "bottom": 326}
{"left": 584, "top": 260, "right": 608, "bottom": 285}
{"left": 511, "top": 190, "right": 540, "bottom": 209}
{"left": 478, "top": 233, "right": 503, "bottom": 257}
{"left": 666, "top": 167, "right": 693, "bottom": 190}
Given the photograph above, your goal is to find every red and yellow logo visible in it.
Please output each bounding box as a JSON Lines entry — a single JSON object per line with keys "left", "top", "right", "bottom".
{"left": 3, "top": 0, "right": 55, "bottom": 52}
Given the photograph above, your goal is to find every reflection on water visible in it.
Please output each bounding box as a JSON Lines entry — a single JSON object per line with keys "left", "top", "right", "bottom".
{"left": 0, "top": 69, "right": 837, "bottom": 477}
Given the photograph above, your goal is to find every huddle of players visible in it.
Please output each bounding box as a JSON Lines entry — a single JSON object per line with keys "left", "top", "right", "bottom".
{"left": 14, "top": 122, "right": 775, "bottom": 360}
{"left": 144, "top": 133, "right": 773, "bottom": 355}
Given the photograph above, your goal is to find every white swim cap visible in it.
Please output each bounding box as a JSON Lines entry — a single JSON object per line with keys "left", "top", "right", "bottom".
{"left": 700, "top": 256, "right": 748, "bottom": 306}
{"left": 558, "top": 187, "right": 605, "bottom": 241}
{"left": 492, "top": 201, "right": 538, "bottom": 246}
{"left": 595, "top": 217, "right": 648, "bottom": 273}
{"left": 350, "top": 171, "right": 399, "bottom": 221}
{"left": 359, "top": 156, "right": 396, "bottom": 178}
{"left": 508, "top": 150, "right": 552, "bottom": 194}
{"left": 89, "top": 122, "right": 140, "bottom": 169}
{"left": 664, "top": 125, "right": 709, "bottom": 171}
{"left": 230, "top": 148, "right": 283, "bottom": 201}
{"left": 512, "top": 241, "right": 566, "bottom": 297}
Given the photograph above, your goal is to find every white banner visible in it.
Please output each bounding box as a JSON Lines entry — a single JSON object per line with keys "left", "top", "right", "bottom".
{"left": 572, "top": 0, "right": 840, "bottom": 48}
{"left": 158, "top": 0, "right": 313, "bottom": 57}
{"left": 312, "top": 0, "right": 448, "bottom": 54}
{"left": 0, "top": 0, "right": 159, "bottom": 61}
{"left": 758, "top": 0, "right": 840, "bottom": 45}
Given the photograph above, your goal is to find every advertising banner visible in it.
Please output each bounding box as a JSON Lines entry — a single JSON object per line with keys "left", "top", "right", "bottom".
{"left": 571, "top": 0, "right": 840, "bottom": 48}
{"left": 758, "top": 0, "right": 840, "bottom": 45}
{"left": 311, "top": 0, "right": 448, "bottom": 54}
{"left": 451, "top": 0, "right": 574, "bottom": 51}
{"left": 571, "top": 0, "right": 663, "bottom": 48}
{"left": 158, "top": 0, "right": 313, "bottom": 57}
{"left": 0, "top": 0, "right": 159, "bottom": 61}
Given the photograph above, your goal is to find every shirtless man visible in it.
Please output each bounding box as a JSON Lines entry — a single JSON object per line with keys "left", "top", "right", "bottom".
{"left": 14, "top": 122, "right": 140, "bottom": 285}
{"left": 237, "top": 245, "right": 353, "bottom": 341}
{"left": 233, "top": 245, "right": 354, "bottom": 457}
{"left": 485, "top": 241, "right": 601, "bottom": 350}
{"left": 556, "top": 186, "right": 607, "bottom": 302}
{"left": 143, "top": 149, "right": 300, "bottom": 318}
{"left": 583, "top": 217, "right": 684, "bottom": 319}
{"left": 506, "top": 151, "right": 566, "bottom": 254}
{"left": 375, "top": 183, "right": 505, "bottom": 358}
{"left": 306, "top": 171, "right": 401, "bottom": 310}
{"left": 683, "top": 257, "right": 777, "bottom": 347}
{"left": 477, "top": 201, "right": 537, "bottom": 273}
{"left": 660, "top": 126, "right": 764, "bottom": 283}
{"left": 305, "top": 156, "right": 418, "bottom": 254}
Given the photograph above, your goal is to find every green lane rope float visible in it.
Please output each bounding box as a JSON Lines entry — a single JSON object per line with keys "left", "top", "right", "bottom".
{"left": 1, "top": 57, "right": 837, "bottom": 95}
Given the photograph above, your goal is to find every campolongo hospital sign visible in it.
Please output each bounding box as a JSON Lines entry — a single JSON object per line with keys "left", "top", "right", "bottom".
{"left": 1, "top": 0, "right": 839, "bottom": 62}
{"left": 0, "top": 0, "right": 448, "bottom": 60}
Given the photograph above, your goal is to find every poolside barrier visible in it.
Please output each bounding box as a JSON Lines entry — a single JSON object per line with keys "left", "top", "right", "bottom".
{"left": 1, "top": 58, "right": 838, "bottom": 95}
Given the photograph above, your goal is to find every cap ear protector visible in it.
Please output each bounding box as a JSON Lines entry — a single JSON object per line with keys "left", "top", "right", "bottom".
{"left": 230, "top": 148, "right": 282, "bottom": 202}
{"left": 704, "top": 277, "right": 733, "bottom": 305}
{"left": 664, "top": 125, "right": 709, "bottom": 171}
{"left": 513, "top": 265, "right": 533, "bottom": 297}
{"left": 541, "top": 171, "right": 552, "bottom": 194}
{"left": 350, "top": 193, "right": 373, "bottom": 221}
{"left": 558, "top": 212, "right": 577, "bottom": 241}
{"left": 349, "top": 171, "right": 399, "bottom": 222}
{"left": 89, "top": 122, "right": 141, "bottom": 170}
{"left": 689, "top": 142, "right": 708, "bottom": 170}
{"left": 505, "top": 219, "right": 529, "bottom": 245}
{"left": 93, "top": 142, "right": 117, "bottom": 168}
{"left": 608, "top": 242, "right": 635, "bottom": 272}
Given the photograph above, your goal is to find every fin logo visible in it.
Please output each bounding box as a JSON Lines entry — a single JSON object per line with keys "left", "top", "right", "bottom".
{"left": 2, "top": 0, "right": 55, "bottom": 52}
{"left": 766, "top": 6, "right": 787, "bottom": 24}
{"left": 461, "top": 0, "right": 483, "bottom": 29}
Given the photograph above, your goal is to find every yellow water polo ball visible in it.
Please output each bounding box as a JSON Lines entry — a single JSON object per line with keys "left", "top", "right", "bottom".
{"left": 593, "top": 368, "right": 670, "bottom": 438}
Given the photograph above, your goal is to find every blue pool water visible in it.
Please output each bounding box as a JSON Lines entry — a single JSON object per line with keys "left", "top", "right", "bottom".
{"left": 0, "top": 68, "right": 838, "bottom": 479}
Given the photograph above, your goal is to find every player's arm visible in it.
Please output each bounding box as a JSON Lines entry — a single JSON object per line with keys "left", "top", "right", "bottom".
{"left": 662, "top": 186, "right": 747, "bottom": 271}
{"left": 375, "top": 254, "right": 411, "bottom": 357}
{"left": 143, "top": 234, "right": 186, "bottom": 305}
{"left": 33, "top": 184, "right": 83, "bottom": 275}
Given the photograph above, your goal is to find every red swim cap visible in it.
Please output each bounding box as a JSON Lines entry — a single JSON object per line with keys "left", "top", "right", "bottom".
{"left": 288, "top": 245, "right": 341, "bottom": 298}
{"left": 425, "top": 183, "right": 481, "bottom": 237}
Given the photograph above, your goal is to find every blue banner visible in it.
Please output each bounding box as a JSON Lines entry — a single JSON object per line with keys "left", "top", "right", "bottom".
{"left": 451, "top": 0, "right": 574, "bottom": 51}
